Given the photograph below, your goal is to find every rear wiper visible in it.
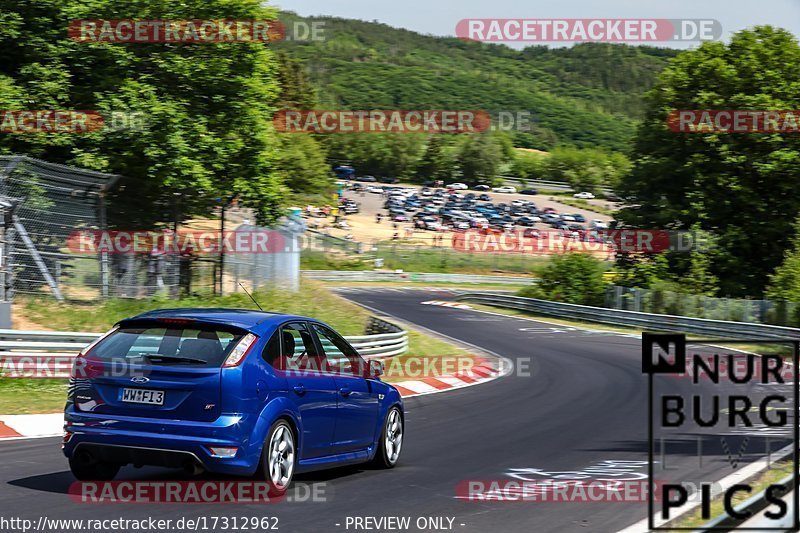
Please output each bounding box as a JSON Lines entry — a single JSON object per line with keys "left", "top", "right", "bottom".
{"left": 144, "top": 354, "right": 208, "bottom": 365}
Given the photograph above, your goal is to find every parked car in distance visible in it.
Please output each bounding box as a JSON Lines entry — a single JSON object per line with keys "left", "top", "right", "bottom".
{"left": 415, "top": 216, "right": 441, "bottom": 230}
{"left": 447, "top": 182, "right": 468, "bottom": 190}
{"left": 520, "top": 189, "right": 538, "bottom": 195}
{"left": 358, "top": 175, "right": 377, "bottom": 182}
{"left": 478, "top": 194, "right": 491, "bottom": 201}
{"left": 62, "top": 309, "right": 404, "bottom": 494}
{"left": 573, "top": 191, "right": 595, "bottom": 199}
{"left": 473, "top": 184, "right": 491, "bottom": 191}
{"left": 492, "top": 186, "right": 517, "bottom": 194}
{"left": 378, "top": 176, "right": 398, "bottom": 184}
{"left": 341, "top": 201, "right": 359, "bottom": 214}
{"left": 572, "top": 214, "right": 586, "bottom": 223}
{"left": 367, "top": 185, "right": 383, "bottom": 194}
{"left": 590, "top": 219, "right": 609, "bottom": 230}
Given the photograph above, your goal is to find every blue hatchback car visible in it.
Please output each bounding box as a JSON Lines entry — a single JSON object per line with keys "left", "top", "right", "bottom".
{"left": 63, "top": 309, "right": 404, "bottom": 494}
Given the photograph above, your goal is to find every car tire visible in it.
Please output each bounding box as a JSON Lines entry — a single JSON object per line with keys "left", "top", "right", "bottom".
{"left": 261, "top": 420, "right": 296, "bottom": 496}
{"left": 68, "top": 451, "right": 121, "bottom": 481}
{"left": 371, "top": 407, "right": 403, "bottom": 469}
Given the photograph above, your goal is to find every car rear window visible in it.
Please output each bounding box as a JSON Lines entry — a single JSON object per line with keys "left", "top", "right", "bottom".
{"left": 89, "top": 324, "right": 246, "bottom": 367}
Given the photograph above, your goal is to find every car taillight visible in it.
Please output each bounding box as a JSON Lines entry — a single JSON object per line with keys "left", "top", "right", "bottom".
{"left": 70, "top": 355, "right": 86, "bottom": 379}
{"left": 222, "top": 333, "right": 258, "bottom": 368}
{"left": 71, "top": 326, "right": 118, "bottom": 379}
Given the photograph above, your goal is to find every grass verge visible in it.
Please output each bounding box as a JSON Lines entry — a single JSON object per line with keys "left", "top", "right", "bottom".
{"left": 301, "top": 248, "right": 550, "bottom": 276}
{"left": 0, "top": 379, "right": 68, "bottom": 414}
{"left": 668, "top": 459, "right": 794, "bottom": 530}
{"left": 15, "top": 280, "right": 371, "bottom": 335}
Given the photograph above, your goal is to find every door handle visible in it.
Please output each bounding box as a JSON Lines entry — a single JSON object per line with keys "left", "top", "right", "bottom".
{"left": 339, "top": 387, "right": 352, "bottom": 397}
{"left": 293, "top": 384, "right": 306, "bottom": 395}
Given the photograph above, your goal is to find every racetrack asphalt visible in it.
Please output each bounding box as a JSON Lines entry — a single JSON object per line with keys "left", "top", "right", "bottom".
{"left": 0, "top": 288, "right": 792, "bottom": 533}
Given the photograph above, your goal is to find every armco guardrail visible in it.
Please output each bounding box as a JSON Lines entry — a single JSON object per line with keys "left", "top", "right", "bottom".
{"left": 0, "top": 323, "right": 408, "bottom": 378}
{"left": 302, "top": 270, "right": 532, "bottom": 285}
{"left": 456, "top": 293, "right": 800, "bottom": 340}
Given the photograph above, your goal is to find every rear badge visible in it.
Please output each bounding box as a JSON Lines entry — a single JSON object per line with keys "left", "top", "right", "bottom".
{"left": 204, "top": 404, "right": 216, "bottom": 410}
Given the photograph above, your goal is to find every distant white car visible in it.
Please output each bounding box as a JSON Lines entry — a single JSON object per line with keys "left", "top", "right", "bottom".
{"left": 451, "top": 220, "right": 470, "bottom": 230}
{"left": 447, "top": 182, "right": 468, "bottom": 190}
{"left": 574, "top": 192, "right": 595, "bottom": 199}
{"left": 561, "top": 214, "right": 576, "bottom": 222}
{"left": 367, "top": 186, "right": 383, "bottom": 194}
{"left": 590, "top": 219, "right": 608, "bottom": 230}
{"left": 492, "top": 186, "right": 517, "bottom": 194}
{"left": 510, "top": 199, "right": 527, "bottom": 207}
{"left": 420, "top": 188, "right": 434, "bottom": 196}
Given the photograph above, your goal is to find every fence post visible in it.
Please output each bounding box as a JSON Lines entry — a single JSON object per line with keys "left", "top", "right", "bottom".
{"left": 98, "top": 193, "right": 109, "bottom": 298}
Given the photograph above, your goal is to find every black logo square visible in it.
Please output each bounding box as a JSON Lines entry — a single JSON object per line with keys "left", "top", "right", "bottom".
{"left": 642, "top": 333, "right": 686, "bottom": 374}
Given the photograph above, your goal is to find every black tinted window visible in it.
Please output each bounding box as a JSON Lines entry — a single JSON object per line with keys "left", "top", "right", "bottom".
{"left": 90, "top": 325, "right": 244, "bottom": 367}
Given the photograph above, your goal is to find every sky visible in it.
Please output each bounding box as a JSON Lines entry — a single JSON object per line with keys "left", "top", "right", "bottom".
{"left": 274, "top": 0, "right": 800, "bottom": 49}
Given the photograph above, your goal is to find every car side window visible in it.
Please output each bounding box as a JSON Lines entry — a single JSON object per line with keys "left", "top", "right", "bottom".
{"left": 272, "top": 322, "right": 321, "bottom": 372}
{"left": 310, "top": 324, "right": 363, "bottom": 376}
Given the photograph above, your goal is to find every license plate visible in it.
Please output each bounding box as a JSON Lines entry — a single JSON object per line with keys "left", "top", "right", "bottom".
{"left": 121, "top": 388, "right": 164, "bottom": 406}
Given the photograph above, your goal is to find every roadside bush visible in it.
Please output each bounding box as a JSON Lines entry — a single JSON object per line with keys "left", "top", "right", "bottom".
{"left": 525, "top": 253, "right": 607, "bottom": 306}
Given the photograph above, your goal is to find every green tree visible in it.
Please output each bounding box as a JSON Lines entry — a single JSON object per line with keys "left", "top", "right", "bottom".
{"left": 523, "top": 253, "right": 607, "bottom": 306}
{"left": 0, "top": 0, "right": 286, "bottom": 226}
{"left": 767, "top": 218, "right": 800, "bottom": 302}
{"left": 613, "top": 253, "right": 671, "bottom": 289}
{"left": 538, "top": 147, "right": 629, "bottom": 193}
{"left": 274, "top": 52, "right": 332, "bottom": 194}
{"left": 618, "top": 26, "right": 800, "bottom": 297}
{"left": 322, "top": 133, "right": 425, "bottom": 180}
{"left": 457, "top": 133, "right": 512, "bottom": 185}
{"left": 510, "top": 150, "right": 545, "bottom": 181}
{"left": 414, "top": 135, "right": 452, "bottom": 183}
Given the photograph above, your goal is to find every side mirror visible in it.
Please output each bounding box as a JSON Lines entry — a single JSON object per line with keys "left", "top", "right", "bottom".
{"left": 368, "top": 359, "right": 384, "bottom": 378}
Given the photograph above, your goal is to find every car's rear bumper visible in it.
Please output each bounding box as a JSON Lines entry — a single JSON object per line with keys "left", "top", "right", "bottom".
{"left": 63, "top": 407, "right": 258, "bottom": 476}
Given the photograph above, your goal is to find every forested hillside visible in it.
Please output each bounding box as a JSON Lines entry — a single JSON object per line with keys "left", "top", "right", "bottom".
{"left": 276, "top": 12, "right": 680, "bottom": 152}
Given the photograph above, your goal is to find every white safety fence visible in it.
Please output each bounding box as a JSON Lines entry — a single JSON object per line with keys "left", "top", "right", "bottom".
{"left": 0, "top": 325, "right": 408, "bottom": 378}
